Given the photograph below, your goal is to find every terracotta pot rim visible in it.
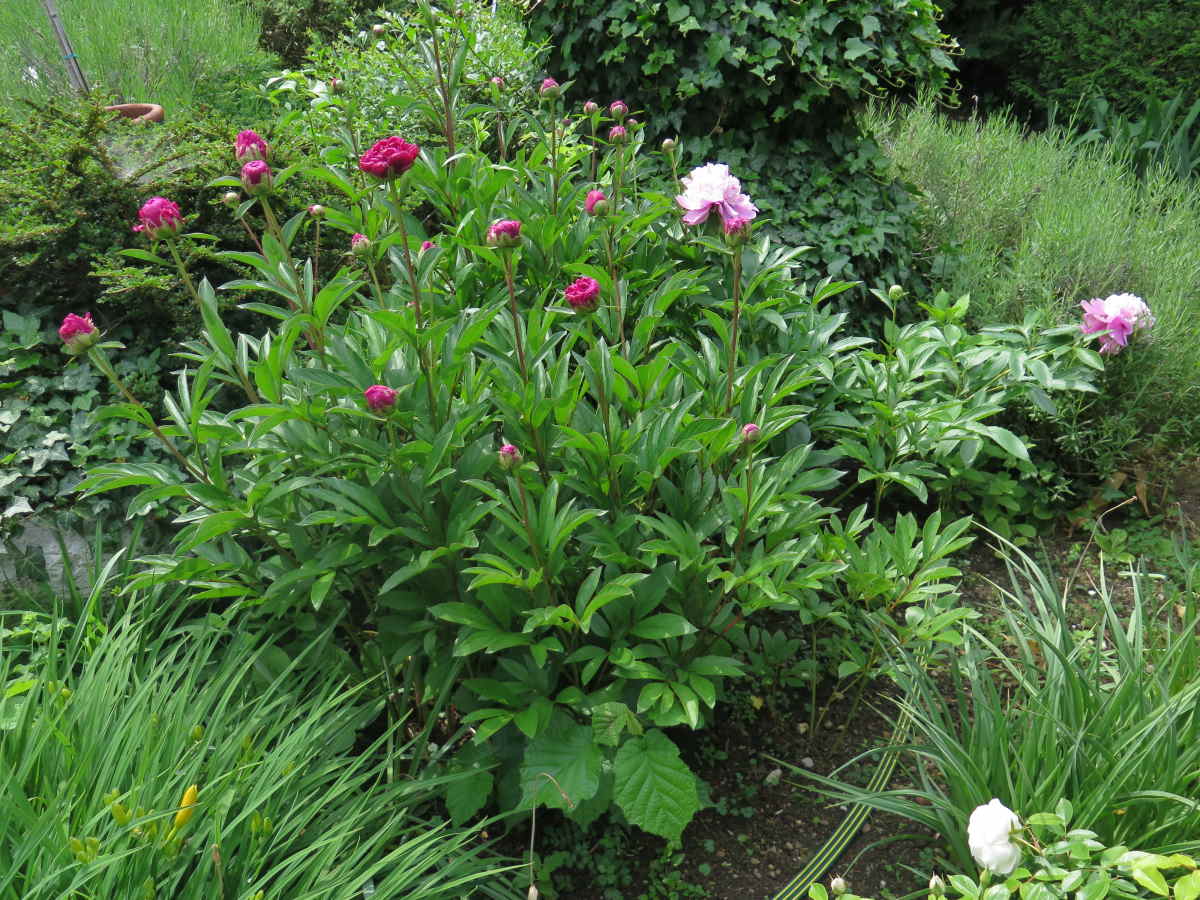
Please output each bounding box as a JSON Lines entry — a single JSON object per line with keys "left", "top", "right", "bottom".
{"left": 105, "top": 103, "right": 164, "bottom": 124}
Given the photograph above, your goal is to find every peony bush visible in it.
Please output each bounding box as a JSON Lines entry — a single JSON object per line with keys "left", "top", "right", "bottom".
{"left": 69, "top": 30, "right": 1104, "bottom": 841}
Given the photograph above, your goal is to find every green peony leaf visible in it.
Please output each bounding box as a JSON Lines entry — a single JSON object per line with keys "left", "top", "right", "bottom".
{"left": 613, "top": 729, "right": 699, "bottom": 841}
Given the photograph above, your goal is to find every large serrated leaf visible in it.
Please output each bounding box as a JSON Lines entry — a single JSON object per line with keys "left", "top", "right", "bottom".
{"left": 612, "top": 729, "right": 699, "bottom": 841}
{"left": 520, "top": 717, "right": 601, "bottom": 811}
{"left": 446, "top": 768, "right": 493, "bottom": 826}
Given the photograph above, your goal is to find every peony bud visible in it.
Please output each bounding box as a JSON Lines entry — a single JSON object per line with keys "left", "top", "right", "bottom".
{"left": 929, "top": 875, "right": 946, "bottom": 896}
{"left": 420, "top": 240, "right": 435, "bottom": 251}
{"left": 831, "top": 877, "right": 848, "bottom": 897}
{"left": 133, "top": 196, "right": 183, "bottom": 239}
{"left": 359, "top": 136, "right": 420, "bottom": 179}
{"left": 363, "top": 384, "right": 397, "bottom": 413}
{"left": 372, "top": 23, "right": 386, "bottom": 35}
{"left": 234, "top": 129, "right": 268, "bottom": 163}
{"left": 240, "top": 160, "right": 273, "bottom": 196}
{"left": 661, "top": 137, "right": 677, "bottom": 153}
{"left": 539, "top": 77, "right": 561, "bottom": 101}
{"left": 173, "top": 785, "right": 198, "bottom": 832}
{"left": 740, "top": 422, "right": 760, "bottom": 443}
{"left": 583, "top": 100, "right": 599, "bottom": 116}
{"left": 328, "top": 77, "right": 345, "bottom": 94}
{"left": 350, "top": 233, "right": 371, "bottom": 255}
{"left": 626, "top": 117, "right": 639, "bottom": 130}
{"left": 59, "top": 313, "right": 98, "bottom": 355}
{"left": 498, "top": 443, "right": 522, "bottom": 470}
{"left": 307, "top": 204, "right": 325, "bottom": 218}
{"left": 608, "top": 125, "right": 627, "bottom": 143}
{"left": 724, "top": 215, "right": 752, "bottom": 244}
{"left": 486, "top": 219, "right": 522, "bottom": 249}
{"left": 584, "top": 189, "right": 607, "bottom": 216}
{"left": 564, "top": 276, "right": 600, "bottom": 313}
{"left": 888, "top": 284, "right": 905, "bottom": 302}
{"left": 490, "top": 75, "right": 505, "bottom": 88}
{"left": 221, "top": 191, "right": 240, "bottom": 206}
{"left": 609, "top": 99, "right": 628, "bottom": 118}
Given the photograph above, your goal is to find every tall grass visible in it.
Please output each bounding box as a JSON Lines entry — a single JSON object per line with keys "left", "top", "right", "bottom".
{"left": 0, "top": 598, "right": 521, "bottom": 899}
{"left": 864, "top": 100, "right": 1200, "bottom": 468}
{"left": 0, "top": 0, "right": 272, "bottom": 113}
{"left": 780, "top": 539, "right": 1200, "bottom": 871}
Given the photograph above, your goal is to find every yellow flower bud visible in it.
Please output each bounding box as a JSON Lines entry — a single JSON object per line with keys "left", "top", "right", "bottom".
{"left": 173, "top": 784, "right": 199, "bottom": 832}
{"left": 191, "top": 724, "right": 204, "bottom": 742}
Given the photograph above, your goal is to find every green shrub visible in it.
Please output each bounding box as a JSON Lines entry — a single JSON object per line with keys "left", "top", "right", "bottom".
{"left": 0, "top": 0, "right": 274, "bottom": 114}
{"left": 257, "top": 0, "right": 379, "bottom": 66}
{"left": 865, "top": 100, "right": 1200, "bottom": 475}
{"left": 70, "top": 22, "right": 1100, "bottom": 845}
{"left": 1072, "top": 93, "right": 1200, "bottom": 182}
{"left": 0, "top": 599, "right": 521, "bottom": 899}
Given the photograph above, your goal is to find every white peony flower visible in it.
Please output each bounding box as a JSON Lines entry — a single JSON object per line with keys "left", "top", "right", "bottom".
{"left": 967, "top": 799, "right": 1023, "bottom": 875}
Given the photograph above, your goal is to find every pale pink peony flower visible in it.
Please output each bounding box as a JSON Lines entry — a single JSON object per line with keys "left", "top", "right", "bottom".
{"left": 235, "top": 129, "right": 268, "bottom": 163}
{"left": 240, "top": 160, "right": 273, "bottom": 195}
{"left": 364, "top": 384, "right": 397, "bottom": 412}
{"left": 359, "top": 136, "right": 420, "bottom": 179}
{"left": 58, "top": 313, "right": 98, "bottom": 355}
{"left": 1079, "top": 292, "right": 1154, "bottom": 354}
{"left": 585, "top": 189, "right": 607, "bottom": 215}
{"left": 498, "top": 443, "right": 522, "bottom": 469}
{"left": 487, "top": 219, "right": 522, "bottom": 248}
{"left": 676, "top": 163, "right": 758, "bottom": 228}
{"left": 133, "top": 196, "right": 183, "bottom": 239}
{"left": 564, "top": 276, "right": 600, "bottom": 313}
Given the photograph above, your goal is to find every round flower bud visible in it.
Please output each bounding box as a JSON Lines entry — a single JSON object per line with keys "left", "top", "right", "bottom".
{"left": 626, "top": 117, "right": 639, "bottom": 129}
{"left": 59, "top": 313, "right": 99, "bottom": 355}
{"left": 564, "top": 276, "right": 600, "bottom": 313}
{"left": 350, "top": 233, "right": 371, "bottom": 255}
{"left": 741, "top": 422, "right": 761, "bottom": 443}
{"left": 831, "top": 878, "right": 848, "bottom": 897}
{"left": 363, "top": 384, "right": 397, "bottom": 413}
{"left": 420, "top": 240, "right": 435, "bottom": 251}
{"left": 491, "top": 75, "right": 505, "bottom": 88}
{"left": 221, "top": 191, "right": 240, "bottom": 206}
{"left": 888, "top": 284, "right": 905, "bottom": 301}
{"left": 486, "top": 219, "right": 522, "bottom": 249}
{"left": 372, "top": 23, "right": 386, "bottom": 35}
{"left": 234, "top": 129, "right": 268, "bottom": 163}
{"left": 662, "top": 137, "right": 677, "bottom": 153}
{"left": 929, "top": 875, "right": 946, "bottom": 896}
{"left": 539, "top": 77, "right": 561, "bottom": 101}
{"left": 583, "top": 100, "right": 599, "bottom": 116}
{"left": 498, "top": 443, "right": 522, "bottom": 470}
{"left": 608, "top": 125, "right": 627, "bottom": 143}
{"left": 307, "top": 204, "right": 325, "bottom": 218}
{"left": 609, "top": 99, "right": 628, "bottom": 118}
{"left": 240, "top": 160, "right": 273, "bottom": 196}
{"left": 724, "top": 215, "right": 752, "bottom": 245}
{"left": 328, "top": 77, "right": 345, "bottom": 95}
{"left": 133, "top": 196, "right": 183, "bottom": 239}
{"left": 584, "top": 189, "right": 607, "bottom": 216}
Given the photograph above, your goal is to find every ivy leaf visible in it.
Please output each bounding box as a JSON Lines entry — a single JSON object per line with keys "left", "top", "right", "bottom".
{"left": 613, "top": 729, "right": 699, "bottom": 841}
{"left": 844, "top": 38, "right": 873, "bottom": 61}
{"left": 520, "top": 716, "right": 601, "bottom": 811}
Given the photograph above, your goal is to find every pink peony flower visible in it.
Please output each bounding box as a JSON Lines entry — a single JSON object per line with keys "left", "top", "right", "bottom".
{"left": 133, "top": 196, "right": 183, "bottom": 239}
{"left": 585, "top": 189, "right": 607, "bottom": 215}
{"left": 741, "top": 422, "right": 761, "bottom": 443}
{"left": 351, "top": 233, "right": 371, "bottom": 254}
{"left": 1079, "top": 293, "right": 1154, "bottom": 354}
{"left": 564, "top": 276, "right": 600, "bottom": 313}
{"left": 498, "top": 443, "right": 522, "bottom": 469}
{"left": 359, "top": 136, "right": 420, "bottom": 179}
{"left": 420, "top": 240, "right": 435, "bottom": 251}
{"left": 363, "top": 384, "right": 397, "bottom": 412}
{"left": 486, "top": 219, "right": 522, "bottom": 248}
{"left": 539, "top": 77, "right": 561, "bottom": 100}
{"left": 676, "top": 163, "right": 758, "bottom": 228}
{"left": 609, "top": 100, "right": 628, "bottom": 118}
{"left": 608, "top": 125, "right": 627, "bottom": 143}
{"left": 58, "top": 313, "right": 98, "bottom": 355}
{"left": 240, "top": 160, "right": 273, "bottom": 195}
{"left": 235, "top": 129, "right": 268, "bottom": 163}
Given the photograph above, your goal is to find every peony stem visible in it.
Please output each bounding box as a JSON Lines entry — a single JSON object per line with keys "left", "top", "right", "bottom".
{"left": 502, "top": 254, "right": 528, "bottom": 382}
{"left": 725, "top": 249, "right": 743, "bottom": 414}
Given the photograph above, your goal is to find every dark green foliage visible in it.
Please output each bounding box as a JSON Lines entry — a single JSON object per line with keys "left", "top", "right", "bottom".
{"left": 1008, "top": 0, "right": 1200, "bottom": 122}
{"left": 257, "top": 0, "right": 380, "bottom": 66}
{"left": 1072, "top": 93, "right": 1200, "bottom": 181}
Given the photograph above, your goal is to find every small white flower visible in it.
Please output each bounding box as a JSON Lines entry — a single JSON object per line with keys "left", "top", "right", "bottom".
{"left": 967, "top": 799, "right": 1022, "bottom": 875}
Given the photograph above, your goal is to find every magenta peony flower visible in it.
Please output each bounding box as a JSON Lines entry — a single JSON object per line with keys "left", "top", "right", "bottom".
{"left": 363, "top": 384, "right": 397, "bottom": 412}
{"left": 420, "top": 240, "right": 435, "bottom": 251}
{"left": 58, "top": 313, "right": 98, "bottom": 355}
{"left": 609, "top": 100, "right": 628, "bottom": 118}
{"left": 676, "top": 163, "right": 758, "bottom": 228}
{"left": 539, "top": 77, "right": 561, "bottom": 100}
{"left": 585, "top": 189, "right": 607, "bottom": 215}
{"left": 740, "top": 422, "right": 761, "bottom": 443}
{"left": 564, "top": 276, "right": 600, "bottom": 313}
{"left": 1079, "top": 293, "right": 1154, "bottom": 354}
{"left": 240, "top": 160, "right": 273, "bottom": 196}
{"left": 133, "top": 196, "right": 183, "bottom": 239}
{"left": 235, "top": 129, "right": 268, "bottom": 163}
{"left": 359, "top": 136, "right": 420, "bottom": 179}
{"left": 498, "top": 443, "right": 522, "bottom": 469}
{"left": 486, "top": 219, "right": 522, "bottom": 249}
{"left": 351, "top": 233, "right": 371, "bottom": 254}
{"left": 608, "top": 125, "right": 627, "bottom": 143}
